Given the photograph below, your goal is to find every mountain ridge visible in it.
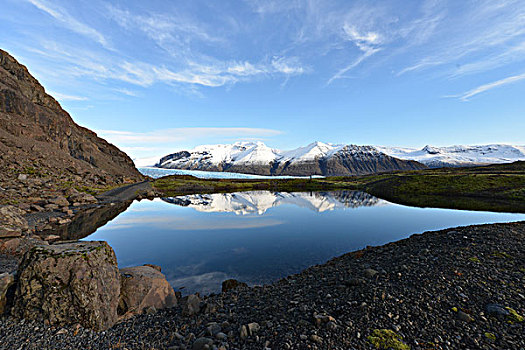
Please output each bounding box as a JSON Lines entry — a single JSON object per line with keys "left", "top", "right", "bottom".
{"left": 155, "top": 141, "right": 426, "bottom": 176}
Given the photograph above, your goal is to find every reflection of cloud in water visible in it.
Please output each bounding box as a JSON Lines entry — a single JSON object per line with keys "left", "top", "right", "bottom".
{"left": 168, "top": 271, "right": 234, "bottom": 295}
{"left": 105, "top": 215, "right": 284, "bottom": 231}
{"left": 163, "top": 190, "right": 386, "bottom": 215}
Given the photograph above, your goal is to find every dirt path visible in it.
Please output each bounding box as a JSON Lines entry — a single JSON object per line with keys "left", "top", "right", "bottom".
{"left": 96, "top": 180, "right": 153, "bottom": 203}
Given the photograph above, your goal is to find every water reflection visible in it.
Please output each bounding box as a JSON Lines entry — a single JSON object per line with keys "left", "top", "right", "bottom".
{"left": 162, "top": 190, "right": 383, "bottom": 214}
{"left": 83, "top": 191, "right": 525, "bottom": 295}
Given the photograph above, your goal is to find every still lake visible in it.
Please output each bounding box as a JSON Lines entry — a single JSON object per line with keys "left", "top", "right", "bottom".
{"left": 84, "top": 190, "right": 525, "bottom": 295}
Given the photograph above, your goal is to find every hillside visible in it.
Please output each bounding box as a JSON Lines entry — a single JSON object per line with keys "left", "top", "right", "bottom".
{"left": 0, "top": 49, "right": 142, "bottom": 201}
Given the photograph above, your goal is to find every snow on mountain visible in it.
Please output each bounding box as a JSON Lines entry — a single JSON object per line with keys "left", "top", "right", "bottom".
{"left": 232, "top": 141, "right": 281, "bottom": 164}
{"left": 162, "top": 190, "right": 384, "bottom": 215}
{"left": 280, "top": 141, "right": 345, "bottom": 162}
{"left": 157, "top": 141, "right": 280, "bottom": 169}
{"left": 376, "top": 144, "right": 525, "bottom": 168}
{"left": 156, "top": 141, "right": 425, "bottom": 176}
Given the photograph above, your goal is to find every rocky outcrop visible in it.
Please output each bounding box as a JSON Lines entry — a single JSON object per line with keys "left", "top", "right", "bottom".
{"left": 12, "top": 241, "right": 121, "bottom": 331}
{"left": 118, "top": 265, "right": 177, "bottom": 319}
{"left": 0, "top": 49, "right": 142, "bottom": 202}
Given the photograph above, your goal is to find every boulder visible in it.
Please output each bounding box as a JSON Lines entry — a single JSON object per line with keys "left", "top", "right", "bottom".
{"left": 48, "top": 196, "right": 70, "bottom": 207}
{"left": 182, "top": 294, "right": 202, "bottom": 316}
{"left": 0, "top": 206, "right": 28, "bottom": 238}
{"left": 13, "top": 241, "right": 120, "bottom": 331}
{"left": 118, "top": 265, "right": 177, "bottom": 318}
{"left": 222, "top": 279, "right": 248, "bottom": 293}
{"left": 0, "top": 272, "right": 15, "bottom": 314}
{"left": 68, "top": 192, "right": 98, "bottom": 204}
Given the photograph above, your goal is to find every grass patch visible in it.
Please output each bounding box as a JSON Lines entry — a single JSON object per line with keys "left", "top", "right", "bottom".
{"left": 151, "top": 161, "right": 525, "bottom": 213}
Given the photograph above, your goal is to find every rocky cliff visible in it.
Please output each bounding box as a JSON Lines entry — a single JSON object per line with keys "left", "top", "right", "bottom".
{"left": 0, "top": 49, "right": 142, "bottom": 193}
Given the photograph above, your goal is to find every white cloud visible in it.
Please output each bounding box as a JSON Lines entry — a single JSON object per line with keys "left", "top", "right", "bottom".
{"left": 47, "top": 90, "right": 88, "bottom": 101}
{"left": 399, "top": 1, "right": 525, "bottom": 76}
{"left": 26, "top": 0, "right": 110, "bottom": 49}
{"left": 453, "top": 73, "right": 525, "bottom": 101}
{"left": 97, "top": 127, "right": 283, "bottom": 145}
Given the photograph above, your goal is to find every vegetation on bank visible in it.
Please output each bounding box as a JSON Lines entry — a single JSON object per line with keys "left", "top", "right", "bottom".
{"left": 152, "top": 161, "right": 525, "bottom": 213}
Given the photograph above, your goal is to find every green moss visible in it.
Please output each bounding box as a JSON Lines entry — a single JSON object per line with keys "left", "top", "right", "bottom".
{"left": 506, "top": 307, "right": 524, "bottom": 322}
{"left": 484, "top": 332, "right": 496, "bottom": 341}
{"left": 469, "top": 257, "right": 481, "bottom": 263}
{"left": 367, "top": 329, "right": 410, "bottom": 350}
{"left": 492, "top": 251, "right": 512, "bottom": 259}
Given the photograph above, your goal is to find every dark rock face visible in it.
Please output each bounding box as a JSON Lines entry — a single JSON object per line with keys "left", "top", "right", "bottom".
{"left": 13, "top": 241, "right": 120, "bottom": 331}
{"left": 0, "top": 49, "right": 142, "bottom": 187}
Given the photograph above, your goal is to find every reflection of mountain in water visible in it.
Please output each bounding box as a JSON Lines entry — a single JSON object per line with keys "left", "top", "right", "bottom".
{"left": 162, "top": 191, "right": 384, "bottom": 215}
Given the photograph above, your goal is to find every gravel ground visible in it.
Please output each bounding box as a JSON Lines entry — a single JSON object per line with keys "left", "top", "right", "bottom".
{"left": 0, "top": 254, "right": 16, "bottom": 274}
{"left": 1, "top": 221, "right": 524, "bottom": 350}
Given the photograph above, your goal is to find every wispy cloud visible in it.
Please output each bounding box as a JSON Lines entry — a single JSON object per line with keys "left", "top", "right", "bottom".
{"left": 398, "top": 1, "right": 525, "bottom": 77}
{"left": 97, "top": 127, "right": 283, "bottom": 145}
{"left": 452, "top": 73, "right": 525, "bottom": 101}
{"left": 47, "top": 90, "right": 88, "bottom": 101}
{"left": 26, "top": 0, "right": 110, "bottom": 49}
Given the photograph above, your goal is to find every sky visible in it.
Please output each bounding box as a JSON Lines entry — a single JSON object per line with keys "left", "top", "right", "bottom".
{"left": 1, "top": 0, "right": 524, "bottom": 165}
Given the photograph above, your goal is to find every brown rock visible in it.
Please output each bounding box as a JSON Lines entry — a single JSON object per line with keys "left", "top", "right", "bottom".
{"left": 118, "top": 265, "right": 177, "bottom": 319}
{"left": 182, "top": 294, "right": 201, "bottom": 316}
{"left": 48, "top": 196, "right": 70, "bottom": 207}
{"left": 221, "top": 279, "right": 248, "bottom": 293}
{"left": 0, "top": 205, "right": 28, "bottom": 238}
{"left": 0, "top": 236, "right": 47, "bottom": 257}
{"left": 143, "top": 263, "right": 162, "bottom": 272}
{"left": 13, "top": 241, "right": 120, "bottom": 331}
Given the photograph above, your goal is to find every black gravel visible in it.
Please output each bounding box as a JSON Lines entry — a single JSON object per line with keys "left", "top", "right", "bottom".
{"left": 1, "top": 221, "right": 524, "bottom": 350}
{"left": 0, "top": 254, "right": 17, "bottom": 274}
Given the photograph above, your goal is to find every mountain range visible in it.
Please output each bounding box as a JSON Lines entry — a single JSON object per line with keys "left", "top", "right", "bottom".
{"left": 155, "top": 141, "right": 525, "bottom": 176}
{"left": 155, "top": 141, "right": 426, "bottom": 176}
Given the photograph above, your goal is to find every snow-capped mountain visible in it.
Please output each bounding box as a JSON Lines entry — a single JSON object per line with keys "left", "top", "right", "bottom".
{"left": 162, "top": 190, "right": 384, "bottom": 215}
{"left": 156, "top": 141, "right": 425, "bottom": 176}
{"left": 376, "top": 144, "right": 525, "bottom": 168}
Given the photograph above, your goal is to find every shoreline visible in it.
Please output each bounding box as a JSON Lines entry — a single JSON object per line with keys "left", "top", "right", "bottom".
{"left": 1, "top": 221, "right": 523, "bottom": 349}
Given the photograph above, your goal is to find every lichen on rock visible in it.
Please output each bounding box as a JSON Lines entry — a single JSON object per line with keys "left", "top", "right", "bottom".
{"left": 12, "top": 241, "right": 120, "bottom": 331}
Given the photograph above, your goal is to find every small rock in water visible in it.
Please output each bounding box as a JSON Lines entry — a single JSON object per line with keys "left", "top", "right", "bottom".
{"left": 221, "top": 279, "right": 247, "bottom": 293}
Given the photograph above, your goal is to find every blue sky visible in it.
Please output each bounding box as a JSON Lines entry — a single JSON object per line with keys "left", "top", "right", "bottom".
{"left": 1, "top": 0, "right": 524, "bottom": 164}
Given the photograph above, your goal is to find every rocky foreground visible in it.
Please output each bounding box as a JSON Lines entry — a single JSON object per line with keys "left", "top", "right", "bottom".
{"left": 1, "top": 221, "right": 524, "bottom": 350}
